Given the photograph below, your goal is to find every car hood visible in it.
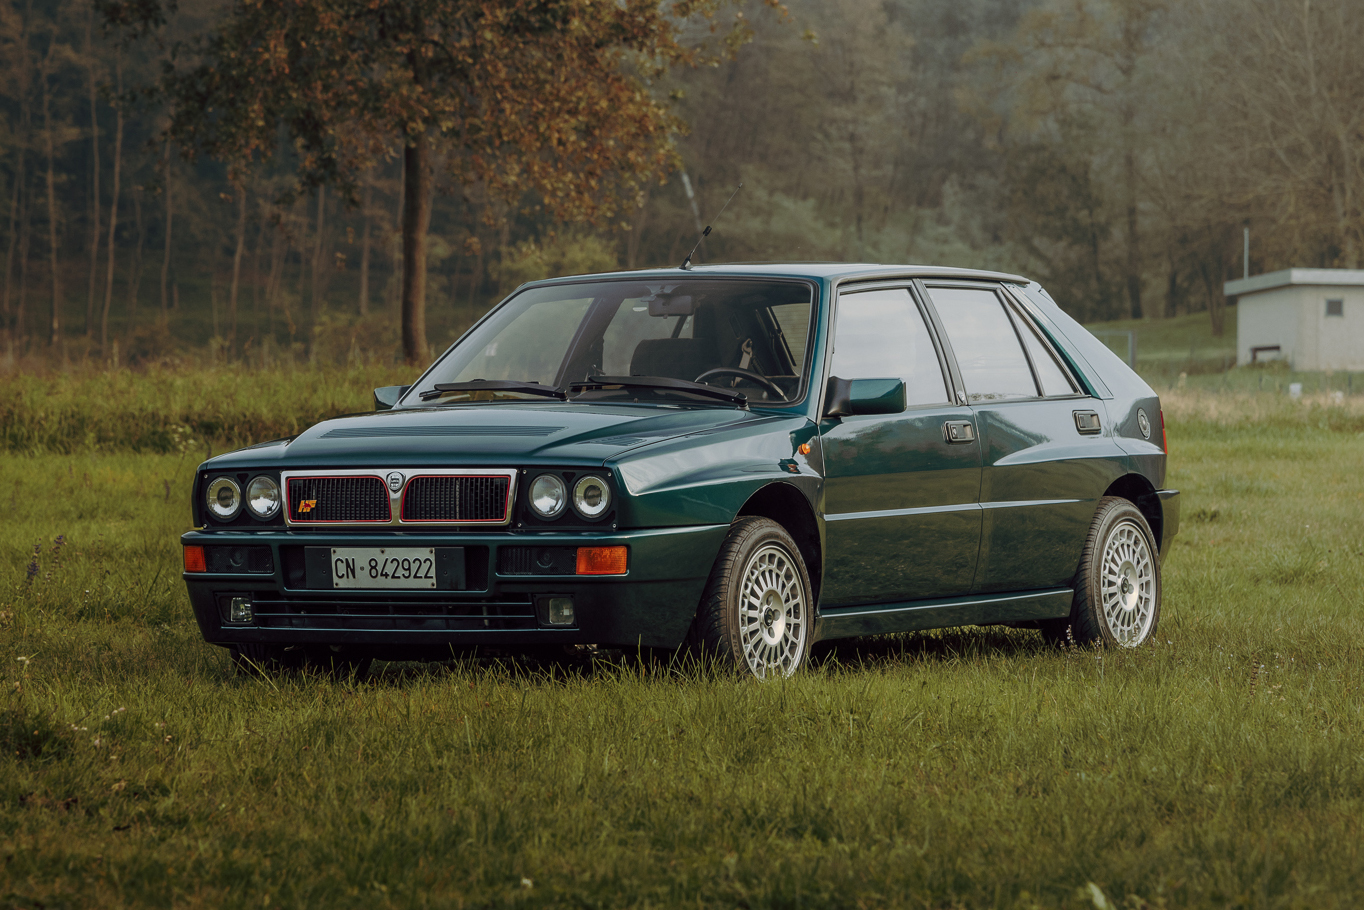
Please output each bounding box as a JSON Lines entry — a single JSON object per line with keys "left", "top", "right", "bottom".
{"left": 209, "top": 402, "right": 784, "bottom": 468}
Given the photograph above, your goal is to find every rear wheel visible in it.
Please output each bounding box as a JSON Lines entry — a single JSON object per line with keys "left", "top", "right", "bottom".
{"left": 692, "top": 517, "right": 813, "bottom": 679}
{"left": 1050, "top": 496, "right": 1161, "bottom": 647}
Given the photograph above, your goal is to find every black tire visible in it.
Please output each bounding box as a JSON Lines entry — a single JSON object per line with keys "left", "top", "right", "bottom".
{"left": 1046, "top": 496, "right": 1161, "bottom": 648}
{"left": 691, "top": 516, "right": 813, "bottom": 679}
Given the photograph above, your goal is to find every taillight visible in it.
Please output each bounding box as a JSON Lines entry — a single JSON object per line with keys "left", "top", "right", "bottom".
{"left": 1160, "top": 408, "right": 1167, "bottom": 453}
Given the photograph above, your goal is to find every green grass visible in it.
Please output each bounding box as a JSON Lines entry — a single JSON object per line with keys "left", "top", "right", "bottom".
{"left": 1085, "top": 308, "right": 1238, "bottom": 378}
{"left": 0, "top": 363, "right": 415, "bottom": 454}
{"left": 4, "top": 390, "right": 1364, "bottom": 908}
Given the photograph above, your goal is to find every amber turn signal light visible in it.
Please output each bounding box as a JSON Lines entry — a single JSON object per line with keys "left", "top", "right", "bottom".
{"left": 183, "top": 545, "right": 207, "bottom": 573}
{"left": 575, "top": 546, "right": 628, "bottom": 575}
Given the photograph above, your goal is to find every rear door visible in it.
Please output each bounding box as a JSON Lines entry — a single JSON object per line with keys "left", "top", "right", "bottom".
{"left": 921, "top": 281, "right": 1119, "bottom": 594}
{"left": 819, "top": 286, "right": 982, "bottom": 606}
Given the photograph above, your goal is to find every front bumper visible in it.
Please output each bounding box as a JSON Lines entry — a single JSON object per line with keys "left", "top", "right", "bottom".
{"left": 181, "top": 524, "right": 729, "bottom": 653}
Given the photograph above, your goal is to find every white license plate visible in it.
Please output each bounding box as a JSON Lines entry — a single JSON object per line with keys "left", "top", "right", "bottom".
{"left": 329, "top": 547, "right": 437, "bottom": 589}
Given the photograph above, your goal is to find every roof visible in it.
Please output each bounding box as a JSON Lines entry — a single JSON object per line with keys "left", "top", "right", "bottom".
{"left": 1224, "top": 268, "right": 1364, "bottom": 297}
{"left": 525, "top": 262, "right": 1030, "bottom": 288}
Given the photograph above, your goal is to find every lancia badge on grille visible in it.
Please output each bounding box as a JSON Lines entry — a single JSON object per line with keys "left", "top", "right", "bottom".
{"left": 386, "top": 471, "right": 405, "bottom": 493}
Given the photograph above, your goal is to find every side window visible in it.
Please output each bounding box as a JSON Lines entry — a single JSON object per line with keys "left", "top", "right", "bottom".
{"left": 1014, "top": 307, "right": 1076, "bottom": 396}
{"left": 831, "top": 288, "right": 949, "bottom": 407}
{"left": 928, "top": 285, "right": 1039, "bottom": 403}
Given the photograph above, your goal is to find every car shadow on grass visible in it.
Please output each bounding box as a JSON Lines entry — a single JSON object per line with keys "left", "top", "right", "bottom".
{"left": 345, "top": 626, "right": 1057, "bottom": 686}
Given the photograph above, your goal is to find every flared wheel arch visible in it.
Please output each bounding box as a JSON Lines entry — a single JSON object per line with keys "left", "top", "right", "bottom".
{"left": 736, "top": 482, "right": 822, "bottom": 602}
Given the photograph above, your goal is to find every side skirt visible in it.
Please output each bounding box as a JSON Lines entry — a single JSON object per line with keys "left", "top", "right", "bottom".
{"left": 814, "top": 587, "right": 1073, "bottom": 641}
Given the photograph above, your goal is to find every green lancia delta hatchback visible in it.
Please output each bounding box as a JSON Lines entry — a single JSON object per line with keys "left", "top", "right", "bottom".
{"left": 182, "top": 264, "right": 1179, "bottom": 679}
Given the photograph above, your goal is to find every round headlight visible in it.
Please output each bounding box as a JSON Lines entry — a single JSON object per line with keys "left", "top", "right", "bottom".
{"left": 529, "top": 474, "right": 567, "bottom": 519}
{"left": 206, "top": 476, "right": 242, "bottom": 520}
{"left": 246, "top": 475, "right": 281, "bottom": 519}
{"left": 572, "top": 475, "right": 611, "bottom": 520}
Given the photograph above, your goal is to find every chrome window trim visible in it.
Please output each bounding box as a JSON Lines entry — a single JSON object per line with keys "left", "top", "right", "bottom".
{"left": 280, "top": 468, "right": 519, "bottom": 528}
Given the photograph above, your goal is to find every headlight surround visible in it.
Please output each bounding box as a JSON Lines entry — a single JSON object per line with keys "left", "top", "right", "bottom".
{"left": 529, "top": 473, "right": 567, "bottom": 519}
{"left": 246, "top": 475, "right": 281, "bottom": 519}
{"left": 572, "top": 474, "right": 611, "bottom": 520}
{"left": 206, "top": 476, "right": 242, "bottom": 521}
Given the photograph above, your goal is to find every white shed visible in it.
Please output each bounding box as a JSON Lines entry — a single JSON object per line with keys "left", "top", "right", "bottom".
{"left": 1226, "top": 268, "right": 1364, "bottom": 370}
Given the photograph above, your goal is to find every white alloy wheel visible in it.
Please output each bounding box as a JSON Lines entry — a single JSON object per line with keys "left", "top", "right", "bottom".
{"left": 692, "top": 516, "right": 814, "bottom": 679}
{"left": 1050, "top": 496, "right": 1162, "bottom": 648}
{"left": 1100, "top": 518, "right": 1156, "bottom": 646}
{"left": 738, "top": 543, "right": 809, "bottom": 678}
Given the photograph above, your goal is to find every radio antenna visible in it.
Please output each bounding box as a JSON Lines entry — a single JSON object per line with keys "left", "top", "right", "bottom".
{"left": 680, "top": 182, "right": 742, "bottom": 270}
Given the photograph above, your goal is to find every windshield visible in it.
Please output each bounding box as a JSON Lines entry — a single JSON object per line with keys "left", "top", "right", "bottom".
{"left": 408, "top": 279, "right": 816, "bottom": 406}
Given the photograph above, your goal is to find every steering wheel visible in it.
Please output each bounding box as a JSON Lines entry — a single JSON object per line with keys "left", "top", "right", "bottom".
{"left": 694, "top": 367, "right": 786, "bottom": 400}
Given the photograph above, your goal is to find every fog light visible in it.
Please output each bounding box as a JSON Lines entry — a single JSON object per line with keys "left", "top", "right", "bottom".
{"left": 576, "top": 546, "right": 627, "bottom": 575}
{"left": 544, "top": 597, "right": 574, "bottom": 626}
{"left": 229, "top": 596, "right": 254, "bottom": 623}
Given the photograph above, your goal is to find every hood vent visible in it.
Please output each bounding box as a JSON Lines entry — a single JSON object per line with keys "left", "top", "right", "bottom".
{"left": 584, "top": 435, "right": 650, "bottom": 447}
{"left": 321, "top": 425, "right": 562, "bottom": 439}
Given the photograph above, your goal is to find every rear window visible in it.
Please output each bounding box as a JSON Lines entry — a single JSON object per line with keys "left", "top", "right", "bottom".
{"left": 928, "top": 285, "right": 1038, "bottom": 403}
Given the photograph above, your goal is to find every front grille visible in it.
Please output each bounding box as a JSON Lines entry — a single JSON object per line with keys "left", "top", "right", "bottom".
{"left": 402, "top": 475, "right": 510, "bottom": 523}
{"left": 288, "top": 476, "right": 390, "bottom": 523}
{"left": 250, "top": 596, "right": 536, "bottom": 631}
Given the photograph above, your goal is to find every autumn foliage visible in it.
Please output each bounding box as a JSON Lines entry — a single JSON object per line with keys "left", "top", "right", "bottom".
{"left": 101, "top": 0, "right": 782, "bottom": 360}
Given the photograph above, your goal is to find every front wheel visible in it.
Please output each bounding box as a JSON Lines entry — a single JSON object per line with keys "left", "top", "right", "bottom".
{"left": 1053, "top": 496, "right": 1161, "bottom": 647}
{"left": 692, "top": 517, "right": 813, "bottom": 679}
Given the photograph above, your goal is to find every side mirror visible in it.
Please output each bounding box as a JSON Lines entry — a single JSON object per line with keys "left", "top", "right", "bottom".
{"left": 373, "top": 385, "right": 410, "bottom": 411}
{"left": 824, "top": 377, "right": 906, "bottom": 418}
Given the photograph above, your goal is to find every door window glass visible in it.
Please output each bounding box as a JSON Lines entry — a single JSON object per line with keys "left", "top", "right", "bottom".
{"left": 1015, "top": 310, "right": 1076, "bottom": 396}
{"left": 831, "top": 288, "right": 948, "bottom": 407}
{"left": 929, "top": 286, "right": 1039, "bottom": 402}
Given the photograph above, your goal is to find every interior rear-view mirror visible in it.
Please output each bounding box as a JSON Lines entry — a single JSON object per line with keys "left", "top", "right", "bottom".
{"left": 824, "top": 377, "right": 906, "bottom": 418}
{"left": 647, "top": 295, "right": 695, "bottom": 317}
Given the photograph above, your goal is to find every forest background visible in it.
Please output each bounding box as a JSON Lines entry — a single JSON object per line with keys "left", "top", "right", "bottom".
{"left": 1, "top": 0, "right": 1361, "bottom": 369}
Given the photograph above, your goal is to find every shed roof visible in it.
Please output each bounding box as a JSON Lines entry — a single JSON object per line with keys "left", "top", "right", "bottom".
{"left": 1225, "top": 268, "right": 1364, "bottom": 297}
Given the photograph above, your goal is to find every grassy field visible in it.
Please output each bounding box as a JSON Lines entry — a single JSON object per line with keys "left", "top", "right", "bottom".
{"left": 3, "top": 375, "right": 1364, "bottom": 908}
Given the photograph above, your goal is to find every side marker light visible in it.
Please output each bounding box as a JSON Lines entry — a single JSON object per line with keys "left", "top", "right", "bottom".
{"left": 576, "top": 546, "right": 628, "bottom": 575}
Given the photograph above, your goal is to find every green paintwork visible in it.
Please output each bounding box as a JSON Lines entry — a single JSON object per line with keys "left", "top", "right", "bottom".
{"left": 825, "top": 378, "right": 907, "bottom": 417}
{"left": 820, "top": 403, "right": 982, "bottom": 604}
{"left": 185, "top": 263, "right": 1178, "bottom": 652}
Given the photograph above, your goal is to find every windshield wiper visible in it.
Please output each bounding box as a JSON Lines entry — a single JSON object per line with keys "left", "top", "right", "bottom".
{"left": 419, "top": 380, "right": 567, "bottom": 402}
{"left": 570, "top": 375, "right": 748, "bottom": 407}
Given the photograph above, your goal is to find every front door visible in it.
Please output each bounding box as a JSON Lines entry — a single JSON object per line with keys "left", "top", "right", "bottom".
{"left": 820, "top": 287, "right": 982, "bottom": 606}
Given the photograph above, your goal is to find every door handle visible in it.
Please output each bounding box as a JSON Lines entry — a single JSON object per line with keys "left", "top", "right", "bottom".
{"left": 943, "top": 420, "right": 975, "bottom": 444}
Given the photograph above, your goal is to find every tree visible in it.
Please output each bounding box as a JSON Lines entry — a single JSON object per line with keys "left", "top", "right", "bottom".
{"left": 969, "top": 0, "right": 1168, "bottom": 320}
{"left": 1197, "top": 0, "right": 1364, "bottom": 269}
{"left": 101, "top": 0, "right": 782, "bottom": 363}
